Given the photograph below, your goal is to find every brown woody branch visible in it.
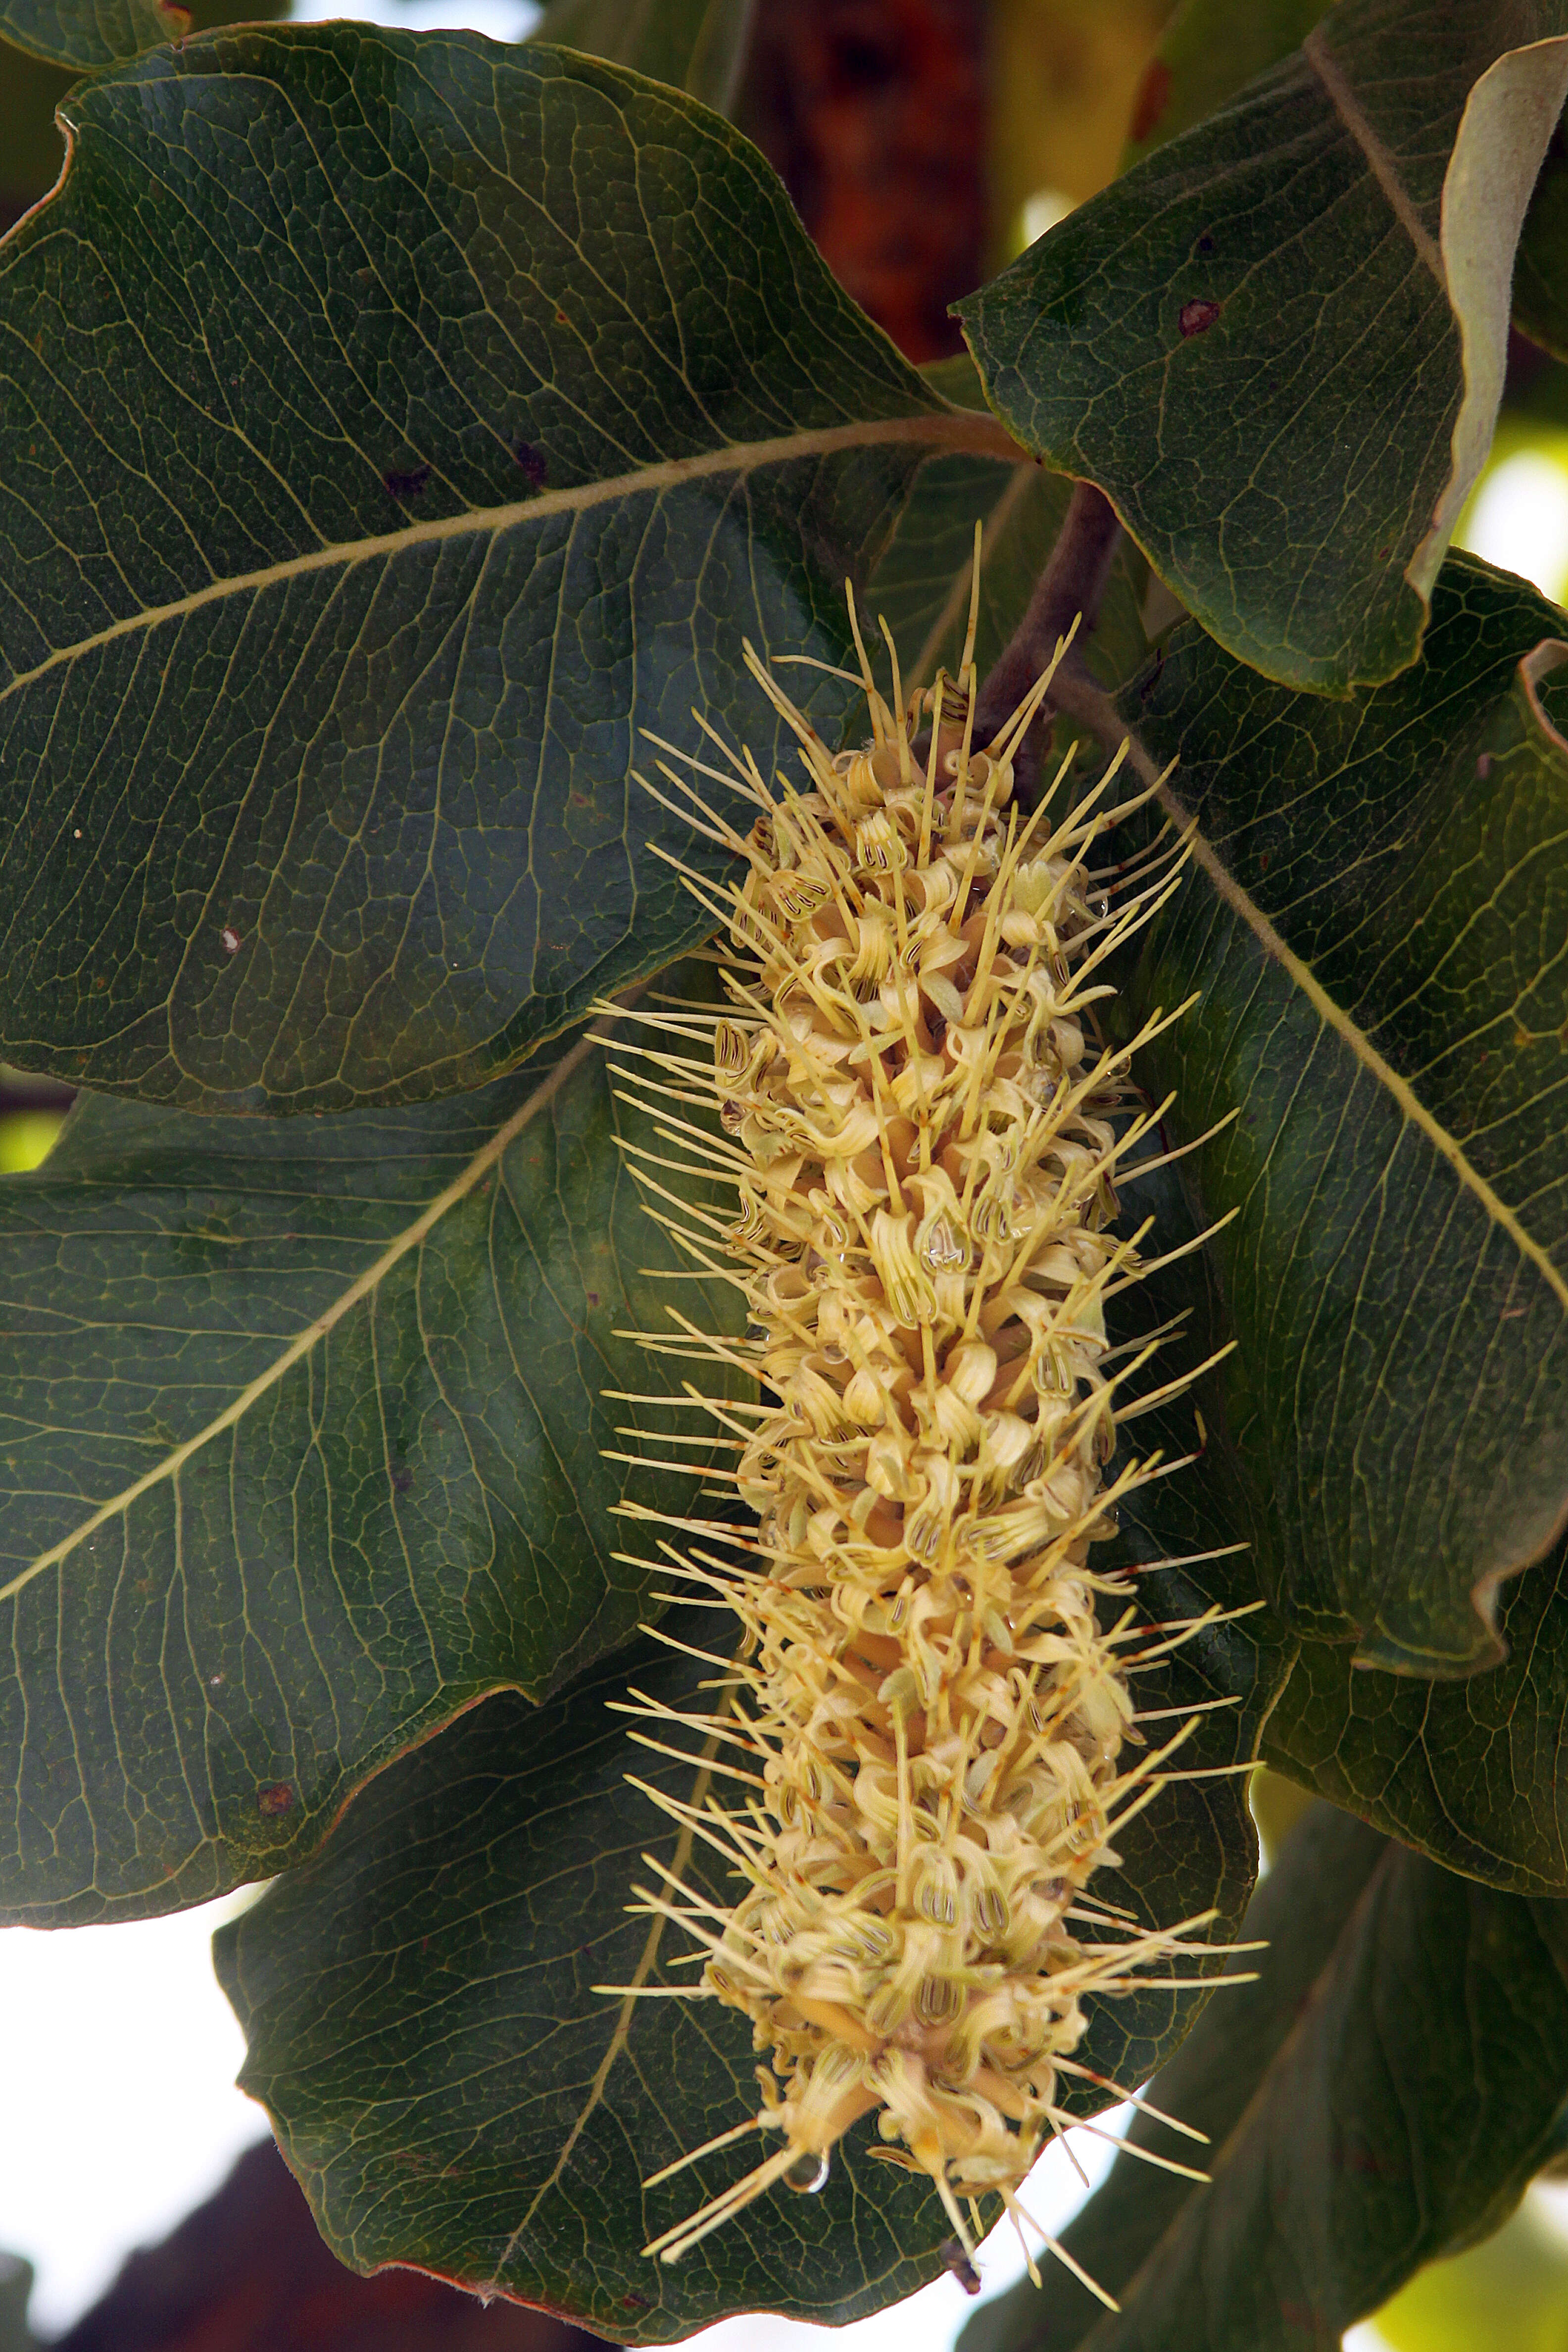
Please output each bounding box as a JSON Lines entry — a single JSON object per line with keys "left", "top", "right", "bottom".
{"left": 973, "top": 480, "right": 1125, "bottom": 802}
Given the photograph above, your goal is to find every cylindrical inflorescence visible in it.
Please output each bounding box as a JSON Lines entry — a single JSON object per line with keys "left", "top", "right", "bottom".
{"left": 602, "top": 580, "right": 1223, "bottom": 2277}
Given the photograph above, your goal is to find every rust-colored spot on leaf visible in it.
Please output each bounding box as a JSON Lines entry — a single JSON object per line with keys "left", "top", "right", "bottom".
{"left": 220, "top": 925, "right": 242, "bottom": 956}
{"left": 1178, "top": 297, "right": 1221, "bottom": 339}
{"left": 257, "top": 1782, "right": 296, "bottom": 1817}
{"left": 1130, "top": 56, "right": 1171, "bottom": 146}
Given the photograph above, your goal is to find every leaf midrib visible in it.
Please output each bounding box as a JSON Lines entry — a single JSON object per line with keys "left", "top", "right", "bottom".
{"left": 1301, "top": 23, "right": 1445, "bottom": 287}
{"left": 0, "top": 413, "right": 1021, "bottom": 710}
{"left": 0, "top": 1018, "right": 610, "bottom": 1610}
{"left": 1161, "top": 776, "right": 1568, "bottom": 1313}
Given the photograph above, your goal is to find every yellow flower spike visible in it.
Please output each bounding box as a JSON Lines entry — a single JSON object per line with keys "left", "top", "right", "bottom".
{"left": 597, "top": 547, "right": 1246, "bottom": 2292}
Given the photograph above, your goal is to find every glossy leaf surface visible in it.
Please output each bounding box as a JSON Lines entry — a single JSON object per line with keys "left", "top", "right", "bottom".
{"left": 216, "top": 1579, "right": 1255, "bottom": 2343}
{"left": 0, "top": 996, "right": 739, "bottom": 1924}
{"left": 0, "top": 0, "right": 178, "bottom": 67}
{"left": 0, "top": 29, "right": 1008, "bottom": 1112}
{"left": 1121, "top": 555, "right": 1568, "bottom": 1673}
{"left": 962, "top": 0, "right": 1568, "bottom": 692}
{"left": 1263, "top": 1534, "right": 1568, "bottom": 1891}
{"left": 960, "top": 1803, "right": 1390, "bottom": 2352}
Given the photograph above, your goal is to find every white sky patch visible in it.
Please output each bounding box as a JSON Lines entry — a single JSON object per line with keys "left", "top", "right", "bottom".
{"left": 288, "top": 0, "right": 541, "bottom": 37}
{"left": 0, "top": 1892, "right": 268, "bottom": 2333}
{"left": 1019, "top": 187, "right": 1076, "bottom": 246}
{"left": 1458, "top": 445, "right": 1568, "bottom": 606}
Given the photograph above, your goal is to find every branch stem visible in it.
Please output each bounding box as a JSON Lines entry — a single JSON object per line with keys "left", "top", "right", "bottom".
{"left": 974, "top": 479, "right": 1125, "bottom": 798}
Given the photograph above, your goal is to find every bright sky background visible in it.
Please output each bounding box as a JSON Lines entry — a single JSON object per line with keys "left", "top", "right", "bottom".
{"left": 6, "top": 38, "right": 1568, "bottom": 2332}
{"left": 288, "top": 0, "right": 540, "bottom": 36}
{"left": 1457, "top": 436, "right": 1568, "bottom": 605}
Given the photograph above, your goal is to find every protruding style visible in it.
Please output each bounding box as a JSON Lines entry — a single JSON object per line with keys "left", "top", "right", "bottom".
{"left": 596, "top": 537, "right": 1245, "bottom": 2292}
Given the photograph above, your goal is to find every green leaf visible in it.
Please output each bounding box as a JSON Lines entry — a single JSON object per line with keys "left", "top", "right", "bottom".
{"left": 216, "top": 1619, "right": 955, "bottom": 2341}
{"left": 959, "top": 1802, "right": 1390, "bottom": 2352}
{"left": 0, "top": 987, "right": 742, "bottom": 1925}
{"left": 215, "top": 1580, "right": 1254, "bottom": 2343}
{"left": 1060, "top": 1845, "right": 1568, "bottom": 2351}
{"left": 1125, "top": 0, "right": 1568, "bottom": 375}
{"left": 1120, "top": 0, "right": 1332, "bottom": 167}
{"left": 0, "top": 28, "right": 1009, "bottom": 1113}
{"left": 0, "top": 0, "right": 179, "bottom": 69}
{"left": 1263, "top": 1532, "right": 1568, "bottom": 1892}
{"left": 534, "top": 0, "right": 755, "bottom": 113}
{"left": 960, "top": 0, "right": 1568, "bottom": 693}
{"left": 1118, "top": 553, "right": 1568, "bottom": 1673}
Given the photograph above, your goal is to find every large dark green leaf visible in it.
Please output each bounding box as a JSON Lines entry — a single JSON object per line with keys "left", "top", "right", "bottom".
{"left": 0, "top": 990, "right": 741, "bottom": 1925}
{"left": 216, "top": 1622, "right": 954, "bottom": 2341}
{"left": 0, "top": 29, "right": 1010, "bottom": 1113}
{"left": 1263, "top": 1534, "right": 1568, "bottom": 1892}
{"left": 535, "top": 0, "right": 755, "bottom": 112}
{"left": 960, "top": 1802, "right": 1390, "bottom": 2352}
{"left": 0, "top": 0, "right": 178, "bottom": 68}
{"left": 1116, "top": 553, "right": 1568, "bottom": 1674}
{"left": 215, "top": 1578, "right": 1255, "bottom": 2343}
{"left": 1125, "top": 0, "right": 1568, "bottom": 376}
{"left": 1066, "top": 1845, "right": 1568, "bottom": 2351}
{"left": 960, "top": 0, "right": 1568, "bottom": 693}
